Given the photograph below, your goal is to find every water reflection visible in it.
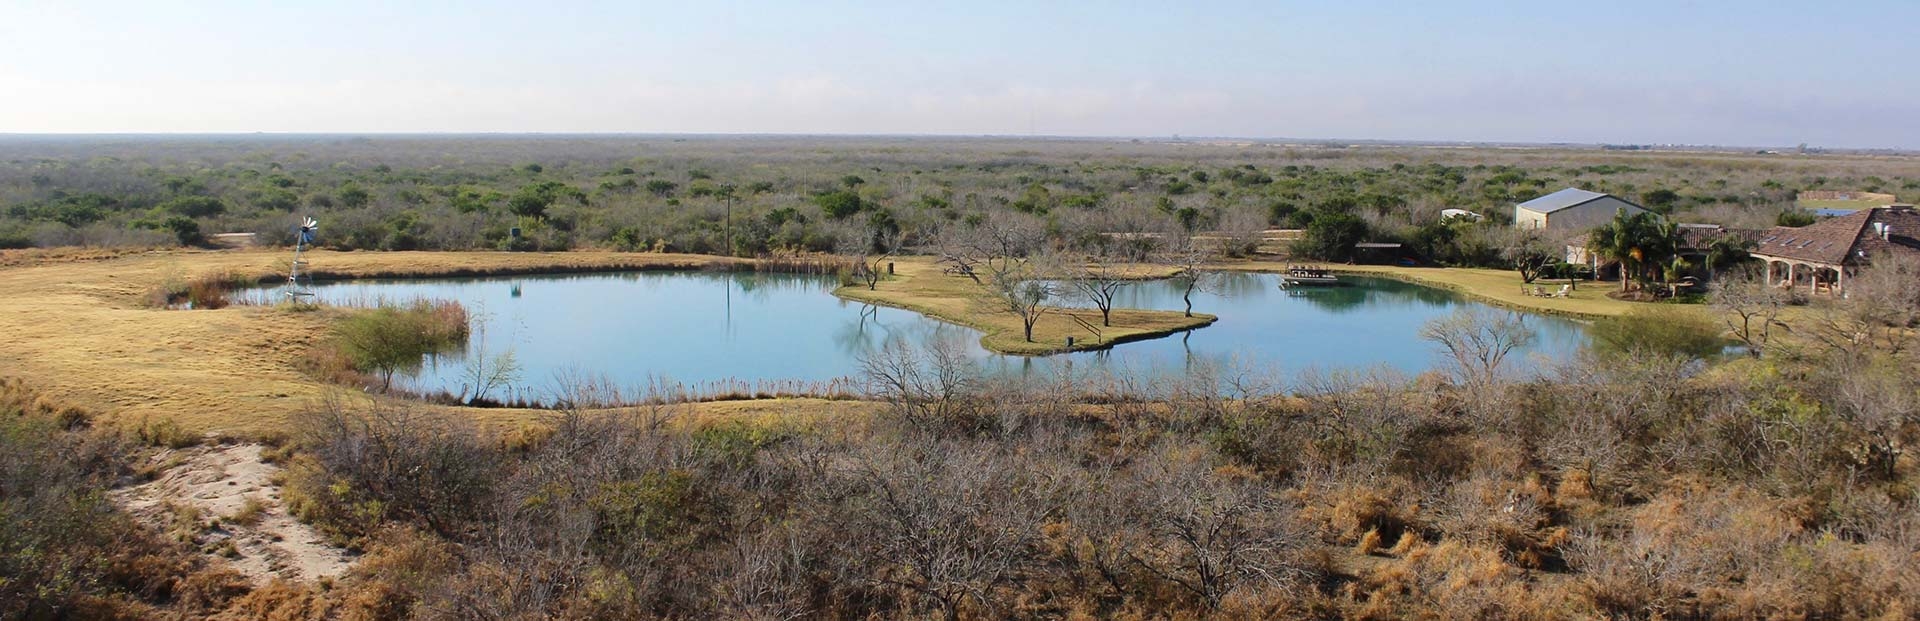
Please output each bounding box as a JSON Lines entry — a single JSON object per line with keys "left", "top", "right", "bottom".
{"left": 281, "top": 270, "right": 1587, "bottom": 397}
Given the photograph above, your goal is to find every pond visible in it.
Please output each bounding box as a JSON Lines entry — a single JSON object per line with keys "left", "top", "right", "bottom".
{"left": 274, "top": 270, "right": 1587, "bottom": 399}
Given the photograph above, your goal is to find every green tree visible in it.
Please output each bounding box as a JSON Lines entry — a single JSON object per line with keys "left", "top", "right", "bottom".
{"left": 1776, "top": 208, "right": 1817, "bottom": 227}
{"left": 1587, "top": 209, "right": 1677, "bottom": 292}
{"left": 335, "top": 302, "right": 469, "bottom": 391}
{"left": 337, "top": 183, "right": 372, "bottom": 208}
{"left": 645, "top": 179, "right": 678, "bottom": 197}
{"left": 815, "top": 190, "right": 865, "bottom": 219}
{"left": 508, "top": 181, "right": 584, "bottom": 219}
{"left": 1292, "top": 212, "right": 1370, "bottom": 262}
{"left": 161, "top": 216, "right": 203, "bottom": 246}
{"left": 1703, "top": 233, "right": 1754, "bottom": 274}
{"left": 1642, "top": 188, "right": 1680, "bottom": 211}
{"left": 158, "top": 195, "right": 226, "bottom": 218}
{"left": 250, "top": 187, "right": 299, "bottom": 211}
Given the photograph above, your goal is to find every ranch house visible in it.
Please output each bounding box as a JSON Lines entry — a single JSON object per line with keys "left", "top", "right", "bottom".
{"left": 1750, "top": 205, "right": 1920, "bottom": 295}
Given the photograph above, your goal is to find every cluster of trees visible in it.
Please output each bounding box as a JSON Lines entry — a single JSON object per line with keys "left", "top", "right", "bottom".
{"left": 2, "top": 137, "right": 1910, "bottom": 266}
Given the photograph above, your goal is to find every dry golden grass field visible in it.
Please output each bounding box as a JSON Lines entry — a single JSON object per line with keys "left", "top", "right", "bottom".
{"left": 0, "top": 248, "right": 878, "bottom": 436}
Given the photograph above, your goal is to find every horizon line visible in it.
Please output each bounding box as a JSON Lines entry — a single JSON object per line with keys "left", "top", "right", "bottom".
{"left": 0, "top": 131, "right": 1911, "bottom": 154}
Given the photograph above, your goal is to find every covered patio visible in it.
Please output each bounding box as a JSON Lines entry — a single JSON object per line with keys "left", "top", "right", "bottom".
{"left": 1749, "top": 205, "right": 1920, "bottom": 297}
{"left": 1760, "top": 258, "right": 1846, "bottom": 296}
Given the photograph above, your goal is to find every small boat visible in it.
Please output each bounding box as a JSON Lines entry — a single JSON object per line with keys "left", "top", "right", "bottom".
{"left": 1279, "top": 265, "right": 1340, "bottom": 287}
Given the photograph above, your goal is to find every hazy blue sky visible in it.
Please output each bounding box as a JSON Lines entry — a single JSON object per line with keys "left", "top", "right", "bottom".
{"left": 3, "top": 1, "right": 1916, "bottom": 147}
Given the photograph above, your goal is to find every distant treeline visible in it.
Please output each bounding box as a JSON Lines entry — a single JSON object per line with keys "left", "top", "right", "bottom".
{"left": 1, "top": 136, "right": 1913, "bottom": 264}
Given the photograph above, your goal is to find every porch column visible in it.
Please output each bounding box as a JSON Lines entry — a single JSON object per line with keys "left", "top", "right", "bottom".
{"left": 1787, "top": 263, "right": 1796, "bottom": 289}
{"left": 1837, "top": 266, "right": 1847, "bottom": 297}
{"left": 1807, "top": 264, "right": 1817, "bottom": 295}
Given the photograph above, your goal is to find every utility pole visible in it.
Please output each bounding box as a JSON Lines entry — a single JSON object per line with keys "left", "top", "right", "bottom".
{"left": 721, "top": 184, "right": 736, "bottom": 257}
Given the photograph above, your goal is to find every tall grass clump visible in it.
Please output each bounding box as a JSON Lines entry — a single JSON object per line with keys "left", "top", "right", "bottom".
{"left": 146, "top": 270, "right": 257, "bottom": 309}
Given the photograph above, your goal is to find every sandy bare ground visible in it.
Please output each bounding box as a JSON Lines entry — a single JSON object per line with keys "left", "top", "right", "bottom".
{"left": 115, "top": 443, "right": 354, "bottom": 586}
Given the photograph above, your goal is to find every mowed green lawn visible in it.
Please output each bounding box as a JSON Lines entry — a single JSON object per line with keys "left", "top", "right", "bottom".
{"left": 1272, "top": 264, "right": 1638, "bottom": 318}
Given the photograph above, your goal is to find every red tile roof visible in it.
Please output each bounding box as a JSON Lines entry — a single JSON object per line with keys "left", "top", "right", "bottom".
{"left": 1752, "top": 206, "right": 1920, "bottom": 266}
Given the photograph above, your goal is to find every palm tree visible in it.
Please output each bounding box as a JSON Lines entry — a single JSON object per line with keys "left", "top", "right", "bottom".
{"left": 1703, "top": 233, "right": 1754, "bottom": 276}
{"left": 1587, "top": 209, "right": 1677, "bottom": 292}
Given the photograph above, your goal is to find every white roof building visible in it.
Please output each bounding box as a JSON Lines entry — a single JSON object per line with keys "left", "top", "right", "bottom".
{"left": 1514, "top": 188, "right": 1648, "bottom": 231}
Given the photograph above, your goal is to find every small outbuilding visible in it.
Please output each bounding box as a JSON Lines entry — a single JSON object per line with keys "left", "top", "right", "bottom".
{"left": 1352, "top": 241, "right": 1405, "bottom": 264}
{"left": 1514, "top": 188, "right": 1648, "bottom": 231}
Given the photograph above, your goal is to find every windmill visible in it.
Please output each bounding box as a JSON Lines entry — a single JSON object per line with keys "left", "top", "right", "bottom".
{"left": 286, "top": 216, "right": 318, "bottom": 299}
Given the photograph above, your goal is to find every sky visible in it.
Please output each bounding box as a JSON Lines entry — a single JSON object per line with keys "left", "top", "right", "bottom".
{"left": 2, "top": 0, "right": 1916, "bottom": 148}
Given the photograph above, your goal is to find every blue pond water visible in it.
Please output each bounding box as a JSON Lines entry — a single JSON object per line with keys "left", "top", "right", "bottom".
{"left": 280, "top": 271, "right": 1587, "bottom": 397}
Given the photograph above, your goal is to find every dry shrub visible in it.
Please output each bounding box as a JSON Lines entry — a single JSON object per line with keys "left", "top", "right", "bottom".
{"left": 1566, "top": 479, "right": 1812, "bottom": 618}
{"left": 132, "top": 414, "right": 199, "bottom": 448}
{"left": 1357, "top": 540, "right": 1572, "bottom": 619}
{"left": 297, "top": 340, "right": 373, "bottom": 387}
{"left": 172, "top": 566, "right": 254, "bottom": 611}
{"left": 3, "top": 383, "right": 251, "bottom": 618}
{"left": 1297, "top": 471, "right": 1423, "bottom": 547}
{"left": 211, "top": 580, "right": 339, "bottom": 621}
{"left": 328, "top": 528, "right": 461, "bottom": 620}
{"left": 229, "top": 496, "right": 269, "bottom": 526}
{"left": 145, "top": 269, "right": 254, "bottom": 309}
{"left": 187, "top": 275, "right": 231, "bottom": 309}
{"left": 1428, "top": 473, "right": 1564, "bottom": 570}
{"left": 0, "top": 376, "right": 92, "bottom": 428}
{"left": 1386, "top": 531, "right": 1421, "bottom": 557}
{"left": 1355, "top": 528, "right": 1384, "bottom": 555}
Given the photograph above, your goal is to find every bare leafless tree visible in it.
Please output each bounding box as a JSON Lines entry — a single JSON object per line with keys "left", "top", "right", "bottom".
{"left": 1418, "top": 307, "right": 1537, "bottom": 387}
{"left": 1709, "top": 265, "right": 1789, "bottom": 357}
{"left": 937, "top": 211, "right": 1046, "bottom": 284}
{"left": 839, "top": 224, "right": 900, "bottom": 291}
{"left": 1064, "top": 255, "right": 1129, "bottom": 327}
{"left": 1157, "top": 230, "right": 1219, "bottom": 318}
{"left": 1500, "top": 228, "right": 1560, "bottom": 285}
{"left": 859, "top": 337, "right": 984, "bottom": 431}
{"left": 1114, "top": 443, "right": 1308, "bottom": 609}
{"left": 1807, "top": 252, "right": 1920, "bottom": 361}
{"left": 834, "top": 441, "right": 1066, "bottom": 621}
{"left": 986, "top": 253, "right": 1062, "bottom": 343}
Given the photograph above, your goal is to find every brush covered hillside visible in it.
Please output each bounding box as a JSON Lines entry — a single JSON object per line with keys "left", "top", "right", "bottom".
{"left": 1, "top": 137, "right": 1917, "bottom": 619}
{"left": 1, "top": 135, "right": 1914, "bottom": 265}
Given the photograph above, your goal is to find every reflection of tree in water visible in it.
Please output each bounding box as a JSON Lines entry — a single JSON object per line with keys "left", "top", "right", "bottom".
{"left": 726, "top": 272, "right": 830, "bottom": 301}
{"left": 467, "top": 271, "right": 833, "bottom": 305}
{"left": 830, "top": 306, "right": 980, "bottom": 359}
{"left": 1212, "top": 272, "right": 1267, "bottom": 299}
{"left": 1288, "top": 276, "right": 1461, "bottom": 314}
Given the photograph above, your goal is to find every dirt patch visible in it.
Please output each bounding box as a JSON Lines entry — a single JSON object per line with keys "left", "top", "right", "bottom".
{"left": 116, "top": 443, "right": 354, "bottom": 586}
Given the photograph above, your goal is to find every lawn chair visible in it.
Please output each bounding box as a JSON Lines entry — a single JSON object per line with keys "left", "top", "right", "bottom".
{"left": 1532, "top": 286, "right": 1549, "bottom": 297}
{"left": 1551, "top": 284, "right": 1571, "bottom": 298}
